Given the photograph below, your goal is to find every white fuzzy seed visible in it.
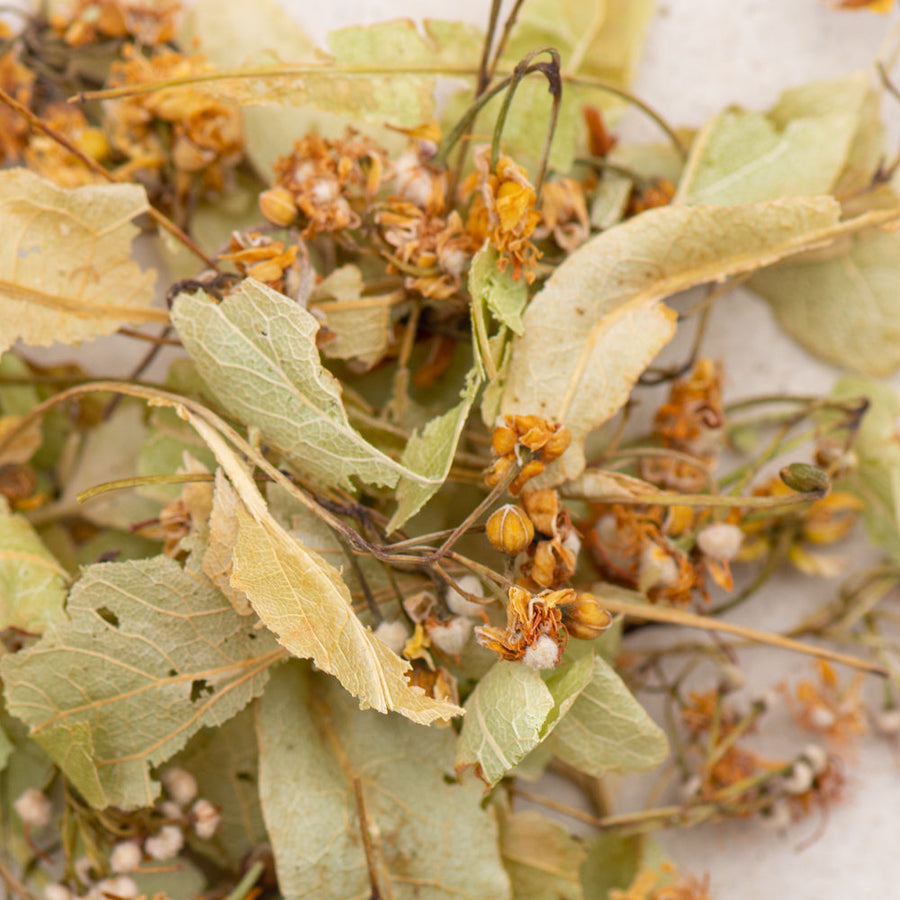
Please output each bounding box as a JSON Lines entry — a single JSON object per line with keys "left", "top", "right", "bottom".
{"left": 445, "top": 574, "right": 484, "bottom": 618}
{"left": 809, "top": 704, "right": 836, "bottom": 730}
{"left": 696, "top": 523, "right": 744, "bottom": 560}
{"left": 427, "top": 617, "right": 473, "bottom": 657}
{"left": 876, "top": 708, "right": 900, "bottom": 735}
{"left": 801, "top": 744, "right": 829, "bottom": 776}
{"left": 783, "top": 760, "right": 815, "bottom": 795}
{"left": 44, "top": 885, "right": 74, "bottom": 900}
{"left": 639, "top": 544, "right": 679, "bottom": 592}
{"left": 374, "top": 620, "right": 410, "bottom": 655}
{"left": 523, "top": 634, "right": 560, "bottom": 670}
{"left": 14, "top": 788, "right": 52, "bottom": 828}
{"left": 191, "top": 798, "right": 222, "bottom": 840}
{"left": 109, "top": 840, "right": 142, "bottom": 874}
{"left": 144, "top": 824, "right": 184, "bottom": 861}
{"left": 73, "top": 856, "right": 94, "bottom": 885}
{"left": 97, "top": 876, "right": 138, "bottom": 899}
{"left": 760, "top": 799, "right": 792, "bottom": 832}
{"left": 160, "top": 767, "right": 197, "bottom": 806}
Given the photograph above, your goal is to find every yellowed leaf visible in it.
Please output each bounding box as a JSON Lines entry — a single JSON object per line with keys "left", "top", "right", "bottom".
{"left": 0, "top": 169, "right": 163, "bottom": 353}
{"left": 202, "top": 470, "right": 252, "bottom": 615}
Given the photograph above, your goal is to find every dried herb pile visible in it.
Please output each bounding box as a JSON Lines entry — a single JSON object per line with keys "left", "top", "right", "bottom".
{"left": 1, "top": 1, "right": 899, "bottom": 898}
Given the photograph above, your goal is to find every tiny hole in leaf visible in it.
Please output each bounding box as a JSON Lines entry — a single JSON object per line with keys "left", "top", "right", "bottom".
{"left": 96, "top": 606, "right": 119, "bottom": 628}
{"left": 190, "top": 679, "right": 214, "bottom": 702}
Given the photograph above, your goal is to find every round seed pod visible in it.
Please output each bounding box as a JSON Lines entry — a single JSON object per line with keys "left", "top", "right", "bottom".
{"left": 259, "top": 186, "right": 299, "bottom": 227}
{"left": 486, "top": 504, "right": 535, "bottom": 556}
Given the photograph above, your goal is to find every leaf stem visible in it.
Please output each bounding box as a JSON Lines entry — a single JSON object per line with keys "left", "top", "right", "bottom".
{"left": 225, "top": 861, "right": 266, "bottom": 900}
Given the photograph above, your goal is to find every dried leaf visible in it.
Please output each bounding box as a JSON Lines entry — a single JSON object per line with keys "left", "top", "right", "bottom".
{"left": 750, "top": 229, "right": 900, "bottom": 375}
{"left": 188, "top": 413, "right": 461, "bottom": 724}
{"left": 499, "top": 809, "right": 586, "bottom": 900}
{"left": 548, "top": 652, "right": 668, "bottom": 777}
{"left": 455, "top": 654, "right": 593, "bottom": 786}
{"left": 0, "top": 497, "right": 68, "bottom": 634}
{"left": 257, "top": 661, "right": 512, "bottom": 900}
{"left": 1, "top": 556, "right": 280, "bottom": 809}
{"left": 677, "top": 73, "right": 872, "bottom": 205}
{"left": 388, "top": 367, "right": 481, "bottom": 532}
{"left": 0, "top": 169, "right": 162, "bottom": 353}
{"left": 830, "top": 376, "right": 900, "bottom": 561}
{"left": 171, "top": 279, "right": 436, "bottom": 492}
{"left": 203, "top": 470, "right": 252, "bottom": 614}
{"left": 501, "top": 197, "right": 862, "bottom": 485}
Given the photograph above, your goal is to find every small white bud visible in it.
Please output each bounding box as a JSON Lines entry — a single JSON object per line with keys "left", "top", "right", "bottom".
{"left": 752, "top": 688, "right": 780, "bottom": 713}
{"left": 157, "top": 799, "right": 183, "bottom": 820}
{"left": 44, "top": 885, "right": 75, "bottom": 900}
{"left": 876, "top": 708, "right": 900, "bottom": 735}
{"left": 809, "top": 704, "right": 836, "bottom": 730}
{"left": 783, "top": 760, "right": 815, "bottom": 795}
{"left": 110, "top": 840, "right": 142, "bottom": 874}
{"left": 718, "top": 663, "right": 746, "bottom": 693}
{"left": 144, "top": 824, "right": 184, "bottom": 861}
{"left": 14, "top": 788, "right": 52, "bottom": 828}
{"left": 191, "top": 798, "right": 222, "bottom": 840}
{"left": 73, "top": 856, "right": 94, "bottom": 884}
{"left": 561, "top": 530, "right": 582, "bottom": 560}
{"left": 374, "top": 620, "right": 409, "bottom": 654}
{"left": 97, "top": 877, "right": 138, "bottom": 899}
{"left": 639, "top": 543, "right": 679, "bottom": 592}
{"left": 801, "top": 744, "right": 829, "bottom": 776}
{"left": 523, "top": 634, "right": 560, "bottom": 670}
{"left": 594, "top": 514, "right": 618, "bottom": 545}
{"left": 680, "top": 774, "right": 702, "bottom": 801}
{"left": 761, "top": 799, "right": 792, "bottom": 832}
{"left": 160, "top": 767, "right": 197, "bottom": 806}
{"left": 696, "top": 523, "right": 744, "bottom": 560}
{"left": 445, "top": 574, "right": 484, "bottom": 618}
{"left": 427, "top": 617, "right": 472, "bottom": 657}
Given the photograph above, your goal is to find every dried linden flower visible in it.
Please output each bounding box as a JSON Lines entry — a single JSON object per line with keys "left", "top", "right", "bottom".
{"left": 523, "top": 634, "right": 561, "bottom": 669}
{"left": 445, "top": 574, "right": 484, "bottom": 618}
{"left": 110, "top": 840, "right": 143, "bottom": 874}
{"left": 486, "top": 504, "right": 535, "bottom": 556}
{"left": 426, "top": 617, "right": 473, "bottom": 657}
{"left": 160, "top": 766, "right": 197, "bottom": 806}
{"left": 144, "top": 824, "right": 184, "bottom": 861}
{"left": 191, "top": 798, "right": 222, "bottom": 840}
{"left": 374, "top": 619, "right": 410, "bottom": 654}
{"left": 696, "top": 522, "right": 744, "bottom": 560}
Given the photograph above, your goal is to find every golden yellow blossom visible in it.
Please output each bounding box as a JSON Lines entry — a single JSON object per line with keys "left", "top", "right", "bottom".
{"left": 0, "top": 33, "right": 35, "bottom": 163}
{"left": 789, "top": 660, "right": 867, "bottom": 745}
{"left": 23, "top": 104, "right": 109, "bottom": 188}
{"left": 54, "top": 0, "right": 180, "bottom": 47}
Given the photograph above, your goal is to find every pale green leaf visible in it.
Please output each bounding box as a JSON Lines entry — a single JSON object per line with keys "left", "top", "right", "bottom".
{"left": 174, "top": 705, "right": 267, "bottom": 867}
{"left": 0, "top": 721, "right": 13, "bottom": 773}
{"left": 171, "top": 279, "right": 435, "bottom": 491}
{"left": 579, "top": 833, "right": 645, "bottom": 897}
{"left": 470, "top": 245, "right": 529, "bottom": 335}
{"left": 549, "top": 653, "right": 668, "bottom": 777}
{"left": 830, "top": 376, "right": 900, "bottom": 561}
{"left": 499, "top": 809, "right": 585, "bottom": 900}
{"left": 258, "top": 661, "right": 512, "bottom": 900}
{"left": 0, "top": 497, "right": 67, "bottom": 634}
{"left": 188, "top": 415, "right": 461, "bottom": 724}
{"left": 501, "top": 197, "right": 856, "bottom": 486}
{"left": 313, "top": 266, "right": 394, "bottom": 369}
{"left": 0, "top": 169, "right": 162, "bottom": 353}
{"left": 455, "top": 654, "right": 592, "bottom": 786}
{"left": 750, "top": 229, "right": 900, "bottom": 375}
{"left": 388, "top": 368, "right": 481, "bottom": 532}
{"left": 677, "top": 73, "right": 871, "bottom": 205}
{"left": 1, "top": 556, "right": 280, "bottom": 809}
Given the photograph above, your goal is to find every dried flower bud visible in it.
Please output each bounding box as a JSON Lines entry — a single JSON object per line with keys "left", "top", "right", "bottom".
{"left": 486, "top": 504, "right": 535, "bottom": 555}
{"left": 259, "top": 186, "right": 299, "bottom": 227}
{"left": 522, "top": 488, "right": 559, "bottom": 536}
{"left": 160, "top": 767, "right": 197, "bottom": 806}
{"left": 445, "top": 574, "right": 484, "bottom": 618}
{"left": 484, "top": 454, "right": 514, "bottom": 488}
{"left": 522, "top": 634, "right": 561, "bottom": 669}
{"left": 491, "top": 422, "right": 518, "bottom": 456}
{"left": 14, "top": 788, "right": 52, "bottom": 828}
{"left": 96, "top": 876, "right": 138, "bottom": 899}
{"left": 110, "top": 840, "right": 142, "bottom": 874}
{"left": 427, "top": 616, "right": 473, "bottom": 656}
{"left": 639, "top": 543, "right": 679, "bottom": 592}
{"left": 696, "top": 523, "right": 744, "bottom": 560}
{"left": 144, "top": 824, "right": 184, "bottom": 861}
{"left": 509, "top": 459, "right": 545, "bottom": 495}
{"left": 779, "top": 462, "right": 830, "bottom": 495}
{"left": 191, "top": 799, "right": 222, "bottom": 839}
{"left": 540, "top": 426, "right": 571, "bottom": 463}
{"left": 561, "top": 592, "right": 612, "bottom": 640}
{"left": 374, "top": 620, "right": 409, "bottom": 654}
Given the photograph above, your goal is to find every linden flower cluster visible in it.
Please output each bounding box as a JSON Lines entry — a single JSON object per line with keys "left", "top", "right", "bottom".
{"left": 105, "top": 45, "right": 243, "bottom": 211}
{"left": 485, "top": 414, "right": 571, "bottom": 494}
{"left": 475, "top": 585, "right": 611, "bottom": 667}
{"left": 0, "top": 24, "right": 35, "bottom": 163}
